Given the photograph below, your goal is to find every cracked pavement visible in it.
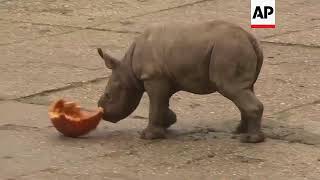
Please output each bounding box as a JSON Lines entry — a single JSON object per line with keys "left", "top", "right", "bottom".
{"left": 0, "top": 0, "right": 320, "bottom": 179}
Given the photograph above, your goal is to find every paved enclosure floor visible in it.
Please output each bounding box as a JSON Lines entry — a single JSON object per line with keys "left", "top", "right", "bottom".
{"left": 0, "top": 0, "right": 320, "bottom": 179}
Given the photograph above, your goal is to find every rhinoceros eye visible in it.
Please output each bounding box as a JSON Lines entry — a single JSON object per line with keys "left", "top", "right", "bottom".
{"left": 104, "top": 93, "right": 110, "bottom": 100}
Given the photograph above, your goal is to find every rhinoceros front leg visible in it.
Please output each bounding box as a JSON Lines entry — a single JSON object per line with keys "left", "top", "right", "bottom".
{"left": 163, "top": 108, "right": 177, "bottom": 129}
{"left": 140, "top": 79, "right": 176, "bottom": 139}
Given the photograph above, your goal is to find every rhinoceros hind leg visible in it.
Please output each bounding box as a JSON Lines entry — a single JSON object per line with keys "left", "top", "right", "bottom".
{"left": 233, "top": 119, "right": 248, "bottom": 134}
{"left": 219, "top": 88, "right": 265, "bottom": 143}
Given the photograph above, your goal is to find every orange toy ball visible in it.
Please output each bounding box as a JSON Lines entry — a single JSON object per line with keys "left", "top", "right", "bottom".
{"left": 48, "top": 99, "right": 103, "bottom": 137}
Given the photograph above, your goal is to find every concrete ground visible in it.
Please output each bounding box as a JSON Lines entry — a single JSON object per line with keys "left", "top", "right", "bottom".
{"left": 0, "top": 0, "right": 319, "bottom": 179}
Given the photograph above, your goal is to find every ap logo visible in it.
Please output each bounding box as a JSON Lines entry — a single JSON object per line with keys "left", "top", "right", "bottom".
{"left": 251, "top": 0, "right": 275, "bottom": 28}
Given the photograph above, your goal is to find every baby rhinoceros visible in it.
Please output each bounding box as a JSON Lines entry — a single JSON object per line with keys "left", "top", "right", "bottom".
{"left": 97, "top": 20, "right": 265, "bottom": 143}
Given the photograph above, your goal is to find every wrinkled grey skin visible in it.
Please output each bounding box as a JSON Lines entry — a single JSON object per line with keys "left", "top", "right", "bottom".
{"left": 98, "top": 20, "right": 265, "bottom": 143}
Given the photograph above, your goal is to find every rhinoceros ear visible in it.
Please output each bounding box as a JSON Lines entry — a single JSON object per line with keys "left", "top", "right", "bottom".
{"left": 97, "top": 48, "right": 119, "bottom": 69}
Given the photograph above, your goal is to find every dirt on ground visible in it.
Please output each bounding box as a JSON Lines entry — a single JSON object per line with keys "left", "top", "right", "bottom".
{"left": 0, "top": 0, "right": 319, "bottom": 179}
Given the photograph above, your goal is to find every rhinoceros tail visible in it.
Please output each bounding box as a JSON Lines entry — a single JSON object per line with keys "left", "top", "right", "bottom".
{"left": 247, "top": 33, "right": 264, "bottom": 88}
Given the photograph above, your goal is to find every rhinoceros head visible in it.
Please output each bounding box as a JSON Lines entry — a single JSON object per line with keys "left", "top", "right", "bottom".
{"left": 97, "top": 48, "right": 143, "bottom": 123}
